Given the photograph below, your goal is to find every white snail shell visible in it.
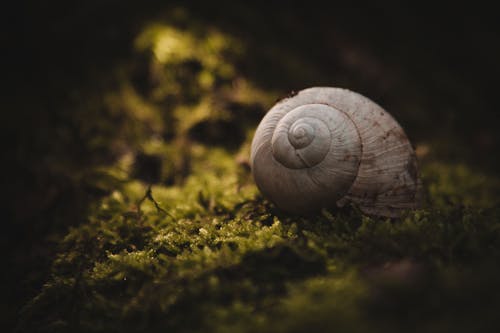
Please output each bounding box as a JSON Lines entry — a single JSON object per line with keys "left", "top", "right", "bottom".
{"left": 250, "top": 87, "right": 422, "bottom": 217}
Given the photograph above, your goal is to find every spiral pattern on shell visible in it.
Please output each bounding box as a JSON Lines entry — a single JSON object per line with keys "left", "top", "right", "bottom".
{"left": 250, "top": 87, "right": 422, "bottom": 217}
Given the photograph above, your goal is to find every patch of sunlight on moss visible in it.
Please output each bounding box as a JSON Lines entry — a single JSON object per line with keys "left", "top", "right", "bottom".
{"left": 174, "top": 97, "right": 219, "bottom": 134}
{"left": 130, "top": 15, "right": 276, "bottom": 158}
{"left": 106, "top": 139, "right": 257, "bottom": 219}
{"left": 123, "top": 181, "right": 149, "bottom": 202}
{"left": 135, "top": 23, "right": 241, "bottom": 95}
{"left": 92, "top": 250, "right": 159, "bottom": 281}
{"left": 135, "top": 25, "right": 196, "bottom": 63}
{"left": 115, "top": 143, "right": 252, "bottom": 212}
{"left": 228, "top": 78, "right": 279, "bottom": 106}
{"left": 190, "top": 145, "right": 236, "bottom": 174}
{"left": 149, "top": 215, "right": 288, "bottom": 282}
{"left": 198, "top": 69, "right": 215, "bottom": 89}
{"left": 107, "top": 84, "right": 163, "bottom": 131}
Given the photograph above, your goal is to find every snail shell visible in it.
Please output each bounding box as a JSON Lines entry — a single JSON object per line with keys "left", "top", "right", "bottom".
{"left": 250, "top": 87, "right": 422, "bottom": 217}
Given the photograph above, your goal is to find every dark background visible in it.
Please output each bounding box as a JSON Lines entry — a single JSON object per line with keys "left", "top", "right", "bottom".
{"left": 3, "top": 1, "right": 499, "bottom": 331}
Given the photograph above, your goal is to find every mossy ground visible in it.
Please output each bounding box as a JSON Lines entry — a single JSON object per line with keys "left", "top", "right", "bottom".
{"left": 17, "top": 150, "right": 500, "bottom": 332}
{"left": 6, "top": 3, "right": 500, "bottom": 332}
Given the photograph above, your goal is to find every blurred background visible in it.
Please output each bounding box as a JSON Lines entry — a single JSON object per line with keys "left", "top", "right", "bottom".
{"left": 3, "top": 1, "right": 500, "bottom": 331}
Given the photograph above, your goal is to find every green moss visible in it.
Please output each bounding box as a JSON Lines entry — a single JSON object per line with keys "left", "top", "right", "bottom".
{"left": 422, "top": 162, "right": 500, "bottom": 208}
{"left": 19, "top": 148, "right": 500, "bottom": 332}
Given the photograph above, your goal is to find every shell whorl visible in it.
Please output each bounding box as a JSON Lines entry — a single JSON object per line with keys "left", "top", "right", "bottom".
{"left": 251, "top": 101, "right": 362, "bottom": 214}
{"left": 271, "top": 104, "right": 347, "bottom": 169}
{"left": 250, "top": 87, "right": 422, "bottom": 217}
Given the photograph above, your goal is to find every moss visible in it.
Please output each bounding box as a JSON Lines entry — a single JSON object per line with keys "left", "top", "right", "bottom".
{"left": 422, "top": 162, "right": 500, "bottom": 208}
{"left": 18, "top": 145, "right": 500, "bottom": 332}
